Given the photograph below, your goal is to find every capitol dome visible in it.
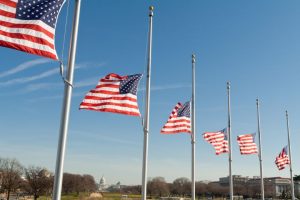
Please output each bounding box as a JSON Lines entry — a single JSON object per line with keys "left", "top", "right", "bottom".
{"left": 100, "top": 176, "right": 106, "bottom": 185}
{"left": 99, "top": 176, "right": 107, "bottom": 191}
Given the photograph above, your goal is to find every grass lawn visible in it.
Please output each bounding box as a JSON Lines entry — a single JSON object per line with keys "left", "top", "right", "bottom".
{"left": 39, "top": 193, "right": 98, "bottom": 200}
{"left": 38, "top": 192, "right": 141, "bottom": 200}
{"left": 102, "top": 192, "right": 141, "bottom": 199}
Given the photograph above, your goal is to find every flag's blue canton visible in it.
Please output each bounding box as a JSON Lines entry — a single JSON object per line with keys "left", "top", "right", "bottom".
{"left": 16, "top": 0, "right": 65, "bottom": 28}
{"left": 177, "top": 102, "right": 190, "bottom": 118}
{"left": 283, "top": 146, "right": 288, "bottom": 155}
{"left": 120, "top": 74, "right": 142, "bottom": 95}
{"left": 251, "top": 133, "right": 256, "bottom": 142}
{"left": 221, "top": 128, "right": 228, "bottom": 140}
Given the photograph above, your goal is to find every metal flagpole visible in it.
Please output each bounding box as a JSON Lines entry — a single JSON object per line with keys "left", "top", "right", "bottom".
{"left": 256, "top": 99, "right": 264, "bottom": 200}
{"left": 141, "top": 6, "right": 154, "bottom": 200}
{"left": 227, "top": 82, "right": 233, "bottom": 200}
{"left": 191, "top": 54, "right": 196, "bottom": 200}
{"left": 52, "top": 0, "right": 82, "bottom": 199}
{"left": 285, "top": 111, "right": 295, "bottom": 200}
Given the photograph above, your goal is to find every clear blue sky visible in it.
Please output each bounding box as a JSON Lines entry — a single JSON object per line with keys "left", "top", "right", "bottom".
{"left": 1, "top": 0, "right": 300, "bottom": 185}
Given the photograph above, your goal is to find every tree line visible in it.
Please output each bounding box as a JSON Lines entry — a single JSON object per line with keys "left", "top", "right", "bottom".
{"left": 0, "top": 158, "right": 97, "bottom": 200}
{"left": 145, "top": 176, "right": 299, "bottom": 199}
{"left": 1, "top": 157, "right": 299, "bottom": 200}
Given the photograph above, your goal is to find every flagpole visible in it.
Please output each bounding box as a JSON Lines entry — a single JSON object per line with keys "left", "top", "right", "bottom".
{"left": 141, "top": 6, "right": 153, "bottom": 200}
{"left": 227, "top": 82, "right": 233, "bottom": 200}
{"left": 191, "top": 54, "right": 196, "bottom": 200}
{"left": 285, "top": 111, "right": 295, "bottom": 200}
{"left": 52, "top": 0, "right": 81, "bottom": 199}
{"left": 256, "top": 99, "right": 264, "bottom": 200}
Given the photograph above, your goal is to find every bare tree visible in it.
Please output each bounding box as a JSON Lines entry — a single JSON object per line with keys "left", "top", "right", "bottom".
{"left": 234, "top": 184, "right": 246, "bottom": 196}
{"left": 62, "top": 173, "right": 97, "bottom": 195}
{"left": 195, "top": 182, "right": 207, "bottom": 198}
{"left": 82, "top": 174, "right": 97, "bottom": 194}
{"left": 250, "top": 184, "right": 262, "bottom": 198}
{"left": 147, "top": 177, "right": 169, "bottom": 198}
{"left": 121, "top": 185, "right": 141, "bottom": 194}
{"left": 62, "top": 173, "right": 81, "bottom": 195}
{"left": 207, "top": 182, "right": 228, "bottom": 198}
{"left": 62, "top": 173, "right": 74, "bottom": 194}
{"left": 73, "top": 175, "right": 83, "bottom": 195}
{"left": 24, "top": 166, "right": 52, "bottom": 200}
{"left": 0, "top": 158, "right": 23, "bottom": 200}
{"left": 171, "top": 177, "right": 191, "bottom": 197}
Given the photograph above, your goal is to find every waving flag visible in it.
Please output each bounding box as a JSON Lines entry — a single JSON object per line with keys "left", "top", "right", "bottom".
{"left": 203, "top": 128, "right": 229, "bottom": 155}
{"left": 237, "top": 133, "right": 258, "bottom": 155}
{"left": 80, "top": 73, "right": 143, "bottom": 116}
{"left": 275, "top": 146, "right": 290, "bottom": 170}
{"left": 161, "top": 101, "right": 191, "bottom": 134}
{"left": 0, "top": 0, "right": 65, "bottom": 59}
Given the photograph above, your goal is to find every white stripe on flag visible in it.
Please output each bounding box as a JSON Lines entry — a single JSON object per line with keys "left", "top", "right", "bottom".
{"left": 0, "top": 25, "right": 54, "bottom": 44}
{"left": 0, "top": 15, "right": 54, "bottom": 34}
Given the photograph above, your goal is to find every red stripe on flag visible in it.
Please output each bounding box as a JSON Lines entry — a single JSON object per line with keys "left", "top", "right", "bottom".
{"left": 96, "top": 84, "right": 119, "bottom": 89}
{"left": 0, "top": 9, "right": 15, "bottom": 18}
{"left": 0, "top": 29, "right": 54, "bottom": 49}
{"left": 168, "top": 119, "right": 191, "bottom": 124}
{"left": 80, "top": 102, "right": 139, "bottom": 110}
{"left": 0, "top": 0, "right": 17, "bottom": 8}
{"left": 163, "top": 123, "right": 191, "bottom": 128}
{"left": 83, "top": 95, "right": 137, "bottom": 102}
{"left": 80, "top": 107, "right": 140, "bottom": 116}
{"left": 161, "top": 129, "right": 191, "bottom": 134}
{"left": 100, "top": 74, "right": 126, "bottom": 82}
{"left": 0, "top": 40, "right": 57, "bottom": 59}
{"left": 89, "top": 90, "right": 119, "bottom": 95}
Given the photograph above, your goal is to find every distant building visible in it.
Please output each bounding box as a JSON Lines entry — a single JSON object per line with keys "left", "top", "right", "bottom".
{"left": 98, "top": 176, "right": 122, "bottom": 192}
{"left": 219, "top": 175, "right": 250, "bottom": 186}
{"left": 248, "top": 177, "right": 291, "bottom": 197}
{"left": 295, "top": 181, "right": 300, "bottom": 196}
{"left": 198, "top": 180, "right": 211, "bottom": 184}
{"left": 265, "top": 177, "right": 291, "bottom": 197}
{"left": 219, "top": 175, "right": 300, "bottom": 197}
{"left": 107, "top": 181, "right": 121, "bottom": 192}
{"left": 99, "top": 176, "right": 108, "bottom": 192}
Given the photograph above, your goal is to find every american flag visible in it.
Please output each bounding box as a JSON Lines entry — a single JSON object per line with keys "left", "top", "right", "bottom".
{"left": 275, "top": 146, "right": 290, "bottom": 170}
{"left": 79, "top": 73, "right": 143, "bottom": 116}
{"left": 0, "top": 0, "right": 65, "bottom": 59}
{"left": 203, "top": 128, "right": 229, "bottom": 155}
{"left": 160, "top": 101, "right": 191, "bottom": 134}
{"left": 237, "top": 133, "right": 258, "bottom": 155}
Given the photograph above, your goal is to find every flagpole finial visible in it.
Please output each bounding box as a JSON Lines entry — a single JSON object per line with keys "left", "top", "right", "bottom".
{"left": 149, "top": 6, "right": 154, "bottom": 16}
{"left": 192, "top": 54, "right": 196, "bottom": 63}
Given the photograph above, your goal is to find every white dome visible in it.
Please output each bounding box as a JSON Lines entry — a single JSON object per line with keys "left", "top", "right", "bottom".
{"left": 100, "top": 176, "right": 106, "bottom": 185}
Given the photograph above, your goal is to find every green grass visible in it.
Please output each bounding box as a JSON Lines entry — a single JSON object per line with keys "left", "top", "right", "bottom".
{"left": 38, "top": 192, "right": 141, "bottom": 200}
{"left": 39, "top": 193, "right": 98, "bottom": 200}
{"left": 102, "top": 192, "right": 141, "bottom": 199}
